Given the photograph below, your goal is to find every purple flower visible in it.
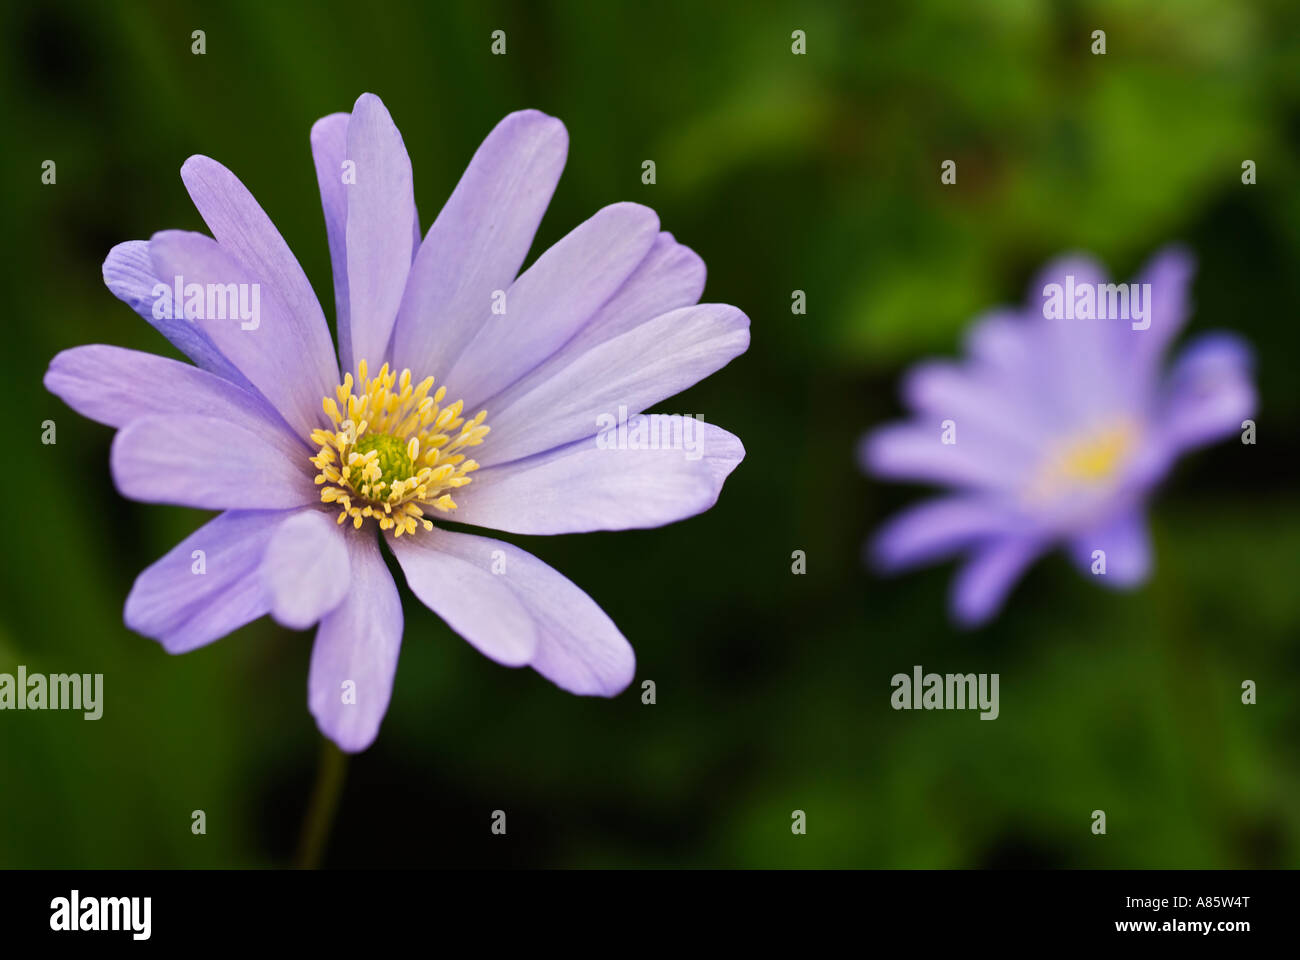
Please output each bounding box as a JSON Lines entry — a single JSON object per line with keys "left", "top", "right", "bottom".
{"left": 860, "top": 248, "right": 1255, "bottom": 627}
{"left": 45, "top": 94, "right": 748, "bottom": 751}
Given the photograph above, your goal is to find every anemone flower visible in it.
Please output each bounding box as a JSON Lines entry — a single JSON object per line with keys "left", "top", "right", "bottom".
{"left": 45, "top": 93, "right": 748, "bottom": 751}
{"left": 860, "top": 247, "right": 1255, "bottom": 627}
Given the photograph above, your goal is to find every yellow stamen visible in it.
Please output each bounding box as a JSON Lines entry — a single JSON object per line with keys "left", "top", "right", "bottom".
{"left": 1024, "top": 419, "right": 1138, "bottom": 504}
{"left": 311, "top": 360, "right": 489, "bottom": 534}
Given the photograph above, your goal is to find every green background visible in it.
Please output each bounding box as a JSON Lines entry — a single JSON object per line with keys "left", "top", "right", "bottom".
{"left": 2, "top": 0, "right": 1297, "bottom": 868}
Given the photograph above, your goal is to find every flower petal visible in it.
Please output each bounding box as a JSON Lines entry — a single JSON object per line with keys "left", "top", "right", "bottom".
{"left": 310, "top": 112, "right": 352, "bottom": 349}
{"left": 125, "top": 509, "right": 282, "bottom": 653}
{"left": 446, "top": 202, "right": 660, "bottom": 409}
{"left": 963, "top": 308, "right": 1032, "bottom": 378}
{"left": 480, "top": 231, "right": 708, "bottom": 412}
{"left": 1159, "top": 332, "right": 1256, "bottom": 454}
{"left": 1029, "top": 252, "right": 1110, "bottom": 299}
{"left": 1068, "top": 505, "right": 1152, "bottom": 588}
{"left": 262, "top": 509, "right": 351, "bottom": 629}
{"left": 860, "top": 422, "right": 1018, "bottom": 491}
{"left": 44, "top": 344, "right": 299, "bottom": 452}
{"left": 871, "top": 495, "right": 1028, "bottom": 573}
{"left": 387, "top": 529, "right": 537, "bottom": 667}
{"left": 900, "top": 360, "right": 1044, "bottom": 456}
{"left": 481, "top": 303, "right": 749, "bottom": 466}
{"left": 950, "top": 536, "right": 1046, "bottom": 627}
{"left": 454, "top": 422, "right": 742, "bottom": 535}
{"left": 391, "top": 109, "right": 568, "bottom": 381}
{"left": 342, "top": 93, "right": 418, "bottom": 373}
{"left": 180, "top": 156, "right": 339, "bottom": 388}
{"left": 111, "top": 414, "right": 317, "bottom": 510}
{"left": 1030, "top": 253, "right": 1130, "bottom": 423}
{"left": 102, "top": 240, "right": 252, "bottom": 387}
{"left": 566, "top": 231, "right": 707, "bottom": 350}
{"left": 148, "top": 229, "right": 335, "bottom": 438}
{"left": 1131, "top": 245, "right": 1197, "bottom": 372}
{"left": 308, "top": 532, "right": 403, "bottom": 752}
{"left": 431, "top": 531, "right": 633, "bottom": 696}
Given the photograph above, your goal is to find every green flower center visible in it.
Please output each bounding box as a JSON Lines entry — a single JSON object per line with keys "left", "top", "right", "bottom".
{"left": 353, "top": 432, "right": 414, "bottom": 493}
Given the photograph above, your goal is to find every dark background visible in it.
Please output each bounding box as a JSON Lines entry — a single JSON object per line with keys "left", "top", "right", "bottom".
{"left": 2, "top": 0, "right": 1297, "bottom": 867}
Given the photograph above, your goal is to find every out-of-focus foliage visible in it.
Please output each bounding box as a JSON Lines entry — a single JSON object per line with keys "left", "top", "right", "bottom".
{"left": 1, "top": 0, "right": 1296, "bottom": 868}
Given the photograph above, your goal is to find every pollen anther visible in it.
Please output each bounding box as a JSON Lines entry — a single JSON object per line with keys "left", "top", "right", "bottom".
{"left": 311, "top": 361, "right": 488, "bottom": 536}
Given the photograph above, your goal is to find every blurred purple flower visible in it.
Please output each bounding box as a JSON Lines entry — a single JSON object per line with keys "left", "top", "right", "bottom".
{"left": 45, "top": 93, "right": 748, "bottom": 751}
{"left": 860, "top": 248, "right": 1255, "bottom": 627}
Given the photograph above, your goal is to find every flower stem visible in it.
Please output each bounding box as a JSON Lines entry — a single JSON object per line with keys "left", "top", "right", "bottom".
{"left": 294, "top": 737, "right": 348, "bottom": 869}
